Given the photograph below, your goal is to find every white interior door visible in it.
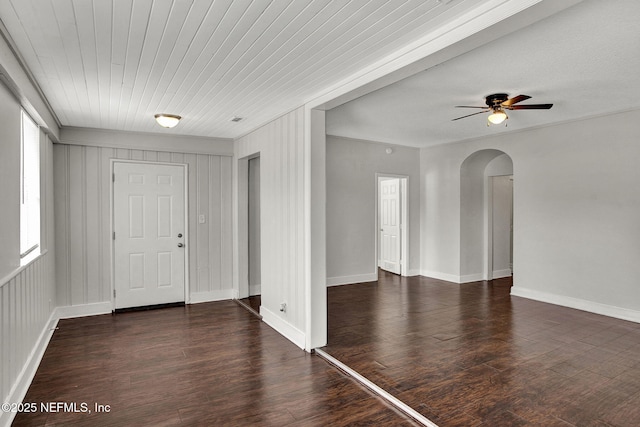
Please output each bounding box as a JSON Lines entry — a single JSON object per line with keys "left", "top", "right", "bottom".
{"left": 380, "top": 178, "right": 401, "bottom": 274}
{"left": 113, "top": 162, "right": 186, "bottom": 309}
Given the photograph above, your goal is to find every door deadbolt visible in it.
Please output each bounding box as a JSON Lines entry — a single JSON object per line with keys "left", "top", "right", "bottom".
{"left": 178, "top": 233, "right": 183, "bottom": 238}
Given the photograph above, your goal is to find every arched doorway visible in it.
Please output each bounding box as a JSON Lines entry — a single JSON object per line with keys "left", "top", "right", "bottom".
{"left": 460, "top": 149, "right": 513, "bottom": 282}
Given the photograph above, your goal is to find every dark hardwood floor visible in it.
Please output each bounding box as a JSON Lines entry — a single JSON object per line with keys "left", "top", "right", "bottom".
{"left": 13, "top": 300, "right": 417, "bottom": 426}
{"left": 238, "top": 295, "right": 261, "bottom": 315}
{"left": 324, "top": 270, "right": 640, "bottom": 427}
{"left": 14, "top": 274, "right": 640, "bottom": 426}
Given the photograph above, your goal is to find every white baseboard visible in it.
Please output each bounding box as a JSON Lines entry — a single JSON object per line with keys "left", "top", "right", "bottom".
{"left": 420, "top": 270, "right": 461, "bottom": 284}
{"left": 55, "top": 302, "right": 112, "bottom": 319}
{"left": 327, "top": 273, "right": 378, "bottom": 287}
{"left": 421, "top": 270, "right": 510, "bottom": 284}
{"left": 260, "top": 306, "right": 306, "bottom": 350}
{"left": 421, "top": 270, "right": 512, "bottom": 283}
{"left": 492, "top": 269, "right": 512, "bottom": 279}
{"left": 407, "top": 269, "right": 421, "bottom": 277}
{"left": 189, "top": 289, "right": 234, "bottom": 304}
{"left": 1, "top": 313, "right": 58, "bottom": 427}
{"left": 511, "top": 286, "right": 640, "bottom": 324}
{"left": 249, "top": 284, "right": 261, "bottom": 296}
{"left": 459, "top": 273, "right": 484, "bottom": 283}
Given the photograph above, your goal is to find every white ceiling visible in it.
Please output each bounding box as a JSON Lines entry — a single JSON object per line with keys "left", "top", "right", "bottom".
{"left": 327, "top": 0, "right": 640, "bottom": 147}
{"left": 2, "top": 1, "right": 637, "bottom": 145}
{"left": 0, "top": 0, "right": 509, "bottom": 139}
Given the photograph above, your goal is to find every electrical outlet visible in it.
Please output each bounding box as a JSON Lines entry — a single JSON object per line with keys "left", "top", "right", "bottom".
{"left": 280, "top": 302, "right": 287, "bottom": 313}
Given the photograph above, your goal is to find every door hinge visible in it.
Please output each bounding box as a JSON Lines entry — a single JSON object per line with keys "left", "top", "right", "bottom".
{"left": 113, "top": 231, "right": 115, "bottom": 240}
{"left": 112, "top": 173, "right": 115, "bottom": 182}
{"left": 113, "top": 289, "right": 116, "bottom": 298}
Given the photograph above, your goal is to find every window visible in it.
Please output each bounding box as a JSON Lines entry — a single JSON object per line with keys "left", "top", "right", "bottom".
{"left": 20, "top": 110, "right": 40, "bottom": 260}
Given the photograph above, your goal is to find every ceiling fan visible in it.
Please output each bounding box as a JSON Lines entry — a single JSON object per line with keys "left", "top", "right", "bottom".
{"left": 452, "top": 93, "right": 553, "bottom": 125}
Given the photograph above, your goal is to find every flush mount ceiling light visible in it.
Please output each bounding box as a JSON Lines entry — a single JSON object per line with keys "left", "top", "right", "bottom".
{"left": 154, "top": 113, "right": 181, "bottom": 128}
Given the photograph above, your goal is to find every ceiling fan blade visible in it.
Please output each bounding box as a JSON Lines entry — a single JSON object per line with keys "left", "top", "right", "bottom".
{"left": 454, "top": 106, "right": 488, "bottom": 109}
{"left": 508, "top": 103, "right": 553, "bottom": 110}
{"left": 451, "top": 110, "right": 488, "bottom": 121}
{"left": 502, "top": 94, "right": 531, "bottom": 107}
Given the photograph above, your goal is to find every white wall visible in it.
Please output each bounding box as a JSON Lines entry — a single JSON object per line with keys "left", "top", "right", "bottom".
{"left": 0, "top": 81, "right": 56, "bottom": 426}
{"left": 326, "top": 135, "right": 421, "bottom": 284}
{"left": 421, "top": 109, "right": 640, "bottom": 321}
{"left": 486, "top": 153, "right": 513, "bottom": 176}
{"left": 54, "top": 128, "right": 234, "bottom": 311}
{"left": 0, "top": 254, "right": 55, "bottom": 425}
{"left": 0, "top": 34, "right": 59, "bottom": 141}
{"left": 235, "top": 107, "right": 308, "bottom": 348}
{"left": 0, "top": 81, "right": 21, "bottom": 277}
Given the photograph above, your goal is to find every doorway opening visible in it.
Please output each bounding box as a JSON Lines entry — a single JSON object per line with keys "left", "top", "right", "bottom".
{"left": 376, "top": 174, "right": 408, "bottom": 277}
{"left": 236, "top": 154, "right": 261, "bottom": 317}
{"left": 246, "top": 156, "right": 261, "bottom": 313}
{"left": 487, "top": 175, "right": 513, "bottom": 279}
{"left": 460, "top": 150, "right": 513, "bottom": 282}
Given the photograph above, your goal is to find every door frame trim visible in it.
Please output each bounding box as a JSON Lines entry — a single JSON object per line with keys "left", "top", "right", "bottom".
{"left": 375, "top": 173, "right": 408, "bottom": 277}
{"left": 110, "top": 159, "right": 190, "bottom": 311}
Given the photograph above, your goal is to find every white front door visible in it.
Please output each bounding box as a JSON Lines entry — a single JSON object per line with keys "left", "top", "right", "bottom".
{"left": 113, "top": 162, "right": 186, "bottom": 309}
{"left": 380, "top": 178, "right": 401, "bottom": 274}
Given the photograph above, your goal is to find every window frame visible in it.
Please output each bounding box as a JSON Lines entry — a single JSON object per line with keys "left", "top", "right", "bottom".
{"left": 19, "top": 109, "right": 40, "bottom": 261}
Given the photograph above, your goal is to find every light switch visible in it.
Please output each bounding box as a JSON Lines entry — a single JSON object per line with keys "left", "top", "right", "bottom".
{"left": 198, "top": 214, "right": 206, "bottom": 224}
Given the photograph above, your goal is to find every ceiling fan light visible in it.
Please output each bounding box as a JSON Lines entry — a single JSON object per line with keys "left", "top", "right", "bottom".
{"left": 154, "top": 113, "right": 181, "bottom": 128}
{"left": 487, "top": 109, "right": 507, "bottom": 125}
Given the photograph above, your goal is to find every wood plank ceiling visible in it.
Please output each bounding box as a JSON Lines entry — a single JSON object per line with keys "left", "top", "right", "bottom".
{"left": 0, "top": 0, "right": 490, "bottom": 138}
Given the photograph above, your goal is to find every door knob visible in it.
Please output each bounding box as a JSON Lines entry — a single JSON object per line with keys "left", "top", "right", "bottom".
{"left": 178, "top": 243, "right": 184, "bottom": 248}
{"left": 178, "top": 233, "right": 183, "bottom": 238}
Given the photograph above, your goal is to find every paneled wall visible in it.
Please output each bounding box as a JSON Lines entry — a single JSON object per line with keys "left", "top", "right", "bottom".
{"left": 1, "top": 135, "right": 56, "bottom": 427}
{"left": 235, "top": 107, "right": 307, "bottom": 347}
{"left": 0, "top": 254, "right": 55, "bottom": 410}
{"left": 54, "top": 141, "right": 233, "bottom": 309}
{"left": 0, "top": 31, "right": 57, "bottom": 426}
